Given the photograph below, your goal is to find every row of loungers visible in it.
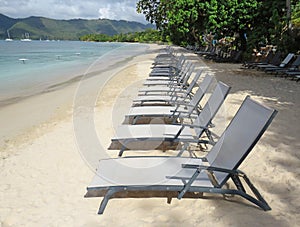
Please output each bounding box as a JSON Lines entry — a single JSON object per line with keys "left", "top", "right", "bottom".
{"left": 85, "top": 47, "right": 278, "bottom": 215}
{"left": 242, "top": 52, "right": 300, "bottom": 82}
{"left": 195, "top": 45, "right": 243, "bottom": 63}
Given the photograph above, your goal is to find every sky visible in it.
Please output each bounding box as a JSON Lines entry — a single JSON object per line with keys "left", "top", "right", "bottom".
{"left": 0, "top": 0, "right": 148, "bottom": 24}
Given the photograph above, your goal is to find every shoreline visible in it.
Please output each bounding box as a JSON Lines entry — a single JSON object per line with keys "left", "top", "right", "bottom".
{"left": 0, "top": 43, "right": 159, "bottom": 153}
{"left": 1, "top": 44, "right": 299, "bottom": 226}
{"left": 0, "top": 42, "right": 149, "bottom": 107}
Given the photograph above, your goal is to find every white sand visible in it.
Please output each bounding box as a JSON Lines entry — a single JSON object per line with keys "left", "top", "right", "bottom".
{"left": 0, "top": 45, "right": 299, "bottom": 226}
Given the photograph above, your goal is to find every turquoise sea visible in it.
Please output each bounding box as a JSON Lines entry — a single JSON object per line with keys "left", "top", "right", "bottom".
{"left": 0, "top": 40, "right": 148, "bottom": 104}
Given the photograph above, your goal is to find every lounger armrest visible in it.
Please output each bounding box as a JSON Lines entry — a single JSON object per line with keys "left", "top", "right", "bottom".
{"left": 178, "top": 165, "right": 242, "bottom": 198}
{"left": 171, "top": 103, "right": 194, "bottom": 108}
{"left": 171, "top": 100, "right": 192, "bottom": 106}
{"left": 182, "top": 164, "right": 241, "bottom": 175}
{"left": 181, "top": 123, "right": 208, "bottom": 130}
{"left": 172, "top": 111, "right": 196, "bottom": 117}
{"left": 169, "top": 110, "right": 189, "bottom": 114}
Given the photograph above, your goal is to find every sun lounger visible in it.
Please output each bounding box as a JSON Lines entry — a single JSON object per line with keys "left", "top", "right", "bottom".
{"left": 150, "top": 55, "right": 186, "bottom": 76}
{"left": 251, "top": 52, "right": 281, "bottom": 69}
{"left": 85, "top": 96, "right": 277, "bottom": 214}
{"left": 139, "top": 69, "right": 202, "bottom": 97}
{"left": 275, "top": 55, "right": 300, "bottom": 76}
{"left": 146, "top": 62, "right": 193, "bottom": 82}
{"left": 242, "top": 52, "right": 274, "bottom": 68}
{"left": 124, "top": 73, "right": 212, "bottom": 124}
{"left": 144, "top": 62, "right": 193, "bottom": 86}
{"left": 256, "top": 53, "right": 293, "bottom": 71}
{"left": 133, "top": 74, "right": 212, "bottom": 106}
{"left": 263, "top": 53, "right": 295, "bottom": 72}
{"left": 109, "top": 81, "right": 230, "bottom": 156}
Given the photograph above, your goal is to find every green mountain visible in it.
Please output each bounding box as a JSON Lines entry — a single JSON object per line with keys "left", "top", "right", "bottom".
{"left": 0, "top": 14, "right": 154, "bottom": 40}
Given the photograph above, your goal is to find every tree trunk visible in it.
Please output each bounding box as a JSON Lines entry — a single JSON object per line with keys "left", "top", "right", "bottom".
{"left": 239, "top": 30, "right": 247, "bottom": 51}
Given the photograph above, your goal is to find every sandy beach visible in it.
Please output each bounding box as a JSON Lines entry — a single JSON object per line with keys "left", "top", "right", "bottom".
{"left": 0, "top": 44, "right": 299, "bottom": 226}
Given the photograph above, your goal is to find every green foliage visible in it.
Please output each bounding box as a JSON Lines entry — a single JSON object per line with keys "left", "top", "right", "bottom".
{"left": 292, "top": 1, "right": 300, "bottom": 27}
{"left": 80, "top": 29, "right": 164, "bottom": 43}
{"left": 0, "top": 14, "right": 154, "bottom": 40}
{"left": 137, "top": 0, "right": 300, "bottom": 56}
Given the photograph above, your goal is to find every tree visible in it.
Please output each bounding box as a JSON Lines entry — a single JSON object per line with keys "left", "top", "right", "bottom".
{"left": 292, "top": 1, "right": 300, "bottom": 27}
{"left": 205, "top": 0, "right": 260, "bottom": 51}
{"left": 136, "top": 0, "right": 299, "bottom": 53}
{"left": 137, "top": 0, "right": 259, "bottom": 49}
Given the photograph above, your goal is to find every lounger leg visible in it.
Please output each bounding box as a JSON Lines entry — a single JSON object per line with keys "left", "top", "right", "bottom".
{"left": 98, "top": 189, "right": 122, "bottom": 214}
{"left": 177, "top": 143, "right": 189, "bottom": 157}
{"left": 242, "top": 174, "right": 271, "bottom": 210}
{"left": 178, "top": 169, "right": 200, "bottom": 199}
{"left": 228, "top": 172, "right": 271, "bottom": 211}
{"left": 118, "top": 140, "right": 129, "bottom": 157}
{"left": 132, "top": 116, "right": 140, "bottom": 125}
{"left": 205, "top": 129, "right": 215, "bottom": 145}
{"left": 118, "top": 146, "right": 126, "bottom": 157}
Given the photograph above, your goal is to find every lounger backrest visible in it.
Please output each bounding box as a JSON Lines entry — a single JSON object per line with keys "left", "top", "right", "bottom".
{"left": 270, "top": 52, "right": 282, "bottom": 65}
{"left": 184, "top": 69, "right": 202, "bottom": 96}
{"left": 176, "top": 55, "right": 186, "bottom": 71}
{"left": 193, "top": 81, "right": 231, "bottom": 137}
{"left": 177, "top": 61, "right": 192, "bottom": 83}
{"left": 187, "top": 74, "right": 213, "bottom": 113}
{"left": 279, "top": 53, "right": 294, "bottom": 67}
{"left": 290, "top": 55, "right": 300, "bottom": 69}
{"left": 181, "top": 63, "right": 195, "bottom": 86}
{"left": 206, "top": 96, "right": 277, "bottom": 187}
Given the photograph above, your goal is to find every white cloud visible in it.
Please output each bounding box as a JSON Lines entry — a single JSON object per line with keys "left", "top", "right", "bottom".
{"left": 0, "top": 0, "right": 147, "bottom": 23}
{"left": 98, "top": 2, "right": 144, "bottom": 22}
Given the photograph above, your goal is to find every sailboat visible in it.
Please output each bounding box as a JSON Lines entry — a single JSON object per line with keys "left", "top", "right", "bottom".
{"left": 5, "top": 30, "right": 13, "bottom": 41}
{"left": 21, "top": 33, "right": 32, "bottom": 42}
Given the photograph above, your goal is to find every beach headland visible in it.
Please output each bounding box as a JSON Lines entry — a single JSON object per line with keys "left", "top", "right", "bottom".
{"left": 0, "top": 44, "right": 299, "bottom": 226}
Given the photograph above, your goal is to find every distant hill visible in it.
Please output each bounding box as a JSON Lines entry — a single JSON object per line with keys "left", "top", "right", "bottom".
{"left": 0, "top": 14, "right": 154, "bottom": 40}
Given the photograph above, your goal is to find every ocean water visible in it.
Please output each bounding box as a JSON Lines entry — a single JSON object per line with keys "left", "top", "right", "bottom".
{"left": 0, "top": 40, "right": 148, "bottom": 104}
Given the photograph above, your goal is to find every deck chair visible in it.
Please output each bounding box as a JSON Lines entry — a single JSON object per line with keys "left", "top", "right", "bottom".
{"left": 263, "top": 53, "right": 295, "bottom": 72}
{"left": 150, "top": 55, "right": 186, "bottom": 76}
{"left": 138, "top": 69, "right": 202, "bottom": 96}
{"left": 152, "top": 53, "right": 183, "bottom": 67}
{"left": 144, "top": 62, "right": 193, "bottom": 85}
{"left": 242, "top": 52, "right": 274, "bottom": 68}
{"left": 86, "top": 96, "right": 277, "bottom": 214}
{"left": 151, "top": 53, "right": 179, "bottom": 69}
{"left": 256, "top": 53, "right": 293, "bottom": 71}
{"left": 124, "top": 73, "right": 212, "bottom": 124}
{"left": 109, "top": 81, "right": 230, "bottom": 156}
{"left": 132, "top": 74, "right": 212, "bottom": 107}
{"left": 276, "top": 55, "right": 300, "bottom": 76}
{"left": 152, "top": 47, "right": 175, "bottom": 63}
{"left": 146, "top": 62, "right": 193, "bottom": 82}
{"left": 252, "top": 52, "right": 282, "bottom": 69}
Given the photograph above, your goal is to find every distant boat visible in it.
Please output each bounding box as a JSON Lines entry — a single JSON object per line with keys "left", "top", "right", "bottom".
{"left": 21, "top": 33, "right": 32, "bottom": 42}
{"left": 19, "top": 58, "right": 29, "bottom": 64}
{"left": 5, "top": 30, "right": 13, "bottom": 41}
